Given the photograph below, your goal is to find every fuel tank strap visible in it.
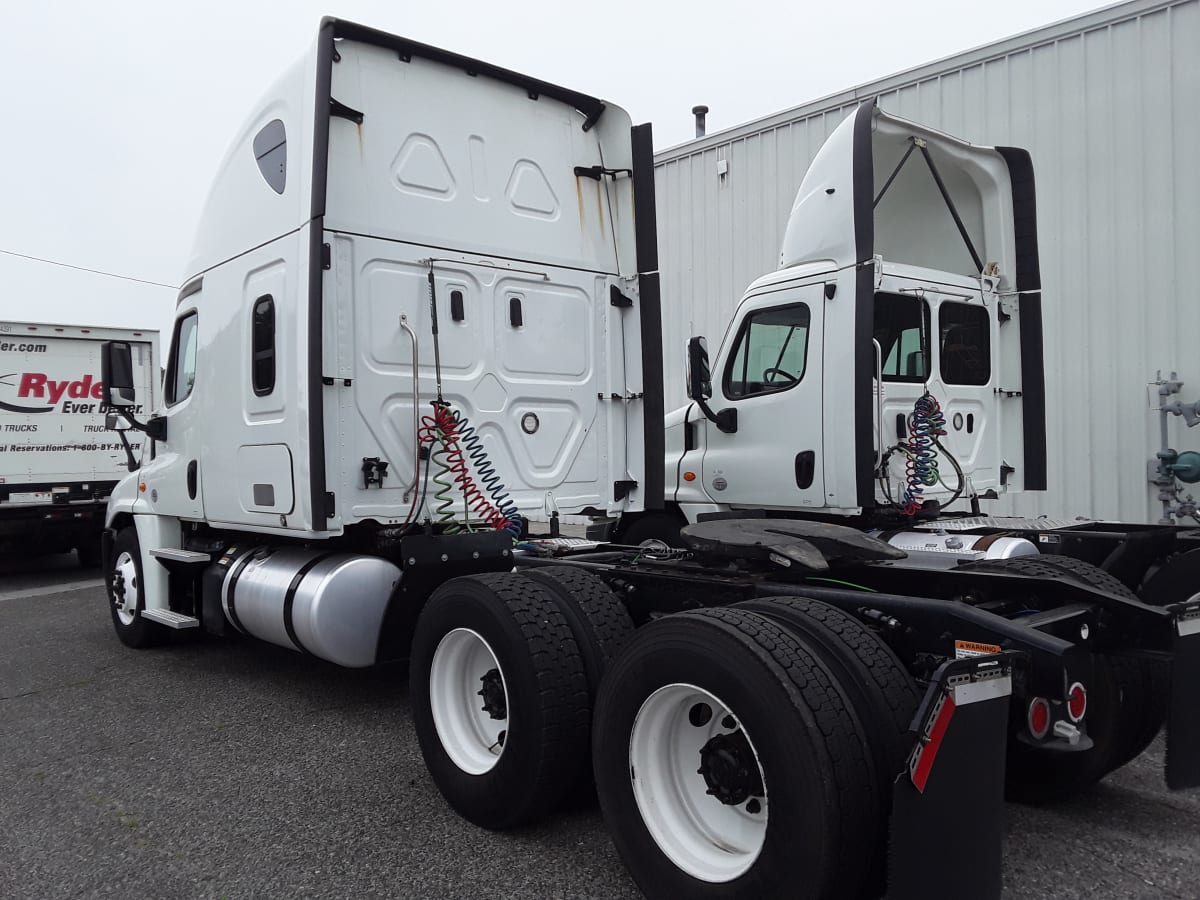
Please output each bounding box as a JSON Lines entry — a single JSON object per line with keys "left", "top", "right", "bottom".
{"left": 223, "top": 549, "right": 258, "bottom": 635}
{"left": 281, "top": 553, "right": 337, "bottom": 656}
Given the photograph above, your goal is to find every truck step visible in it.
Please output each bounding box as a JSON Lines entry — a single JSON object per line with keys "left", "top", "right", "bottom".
{"left": 150, "top": 548, "right": 212, "bottom": 564}
{"left": 141, "top": 608, "right": 200, "bottom": 629}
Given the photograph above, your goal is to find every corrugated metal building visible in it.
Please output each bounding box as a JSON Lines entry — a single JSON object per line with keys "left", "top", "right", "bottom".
{"left": 653, "top": 0, "right": 1200, "bottom": 524}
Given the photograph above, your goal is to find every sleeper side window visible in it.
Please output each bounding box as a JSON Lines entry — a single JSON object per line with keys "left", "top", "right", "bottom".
{"left": 874, "top": 293, "right": 931, "bottom": 383}
{"left": 723, "top": 303, "right": 811, "bottom": 399}
{"left": 165, "top": 312, "right": 199, "bottom": 406}
{"left": 939, "top": 302, "right": 990, "bottom": 385}
{"left": 251, "top": 295, "right": 276, "bottom": 396}
{"left": 253, "top": 119, "right": 287, "bottom": 194}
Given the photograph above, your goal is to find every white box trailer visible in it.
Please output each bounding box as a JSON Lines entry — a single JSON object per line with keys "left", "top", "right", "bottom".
{"left": 0, "top": 321, "right": 156, "bottom": 563}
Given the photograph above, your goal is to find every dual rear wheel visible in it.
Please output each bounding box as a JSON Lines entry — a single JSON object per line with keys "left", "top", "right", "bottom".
{"left": 411, "top": 573, "right": 916, "bottom": 900}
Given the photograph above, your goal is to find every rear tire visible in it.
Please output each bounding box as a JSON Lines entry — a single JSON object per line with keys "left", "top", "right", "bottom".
{"left": 593, "top": 607, "right": 878, "bottom": 900}
{"left": 521, "top": 567, "right": 635, "bottom": 798}
{"left": 410, "top": 573, "right": 589, "bottom": 830}
{"left": 959, "top": 554, "right": 1167, "bottom": 801}
{"left": 106, "top": 527, "right": 167, "bottom": 649}
{"left": 734, "top": 596, "right": 918, "bottom": 894}
{"left": 521, "top": 566, "right": 635, "bottom": 702}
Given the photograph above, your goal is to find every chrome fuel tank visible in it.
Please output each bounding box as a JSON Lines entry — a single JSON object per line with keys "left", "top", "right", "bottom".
{"left": 220, "top": 546, "right": 401, "bottom": 667}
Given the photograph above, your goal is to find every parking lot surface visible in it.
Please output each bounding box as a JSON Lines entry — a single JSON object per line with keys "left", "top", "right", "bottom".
{"left": 2, "top": 559, "right": 1197, "bottom": 899}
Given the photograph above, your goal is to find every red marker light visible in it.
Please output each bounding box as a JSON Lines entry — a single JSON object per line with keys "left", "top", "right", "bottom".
{"left": 1027, "top": 697, "right": 1051, "bottom": 739}
{"left": 1067, "top": 683, "right": 1087, "bottom": 723}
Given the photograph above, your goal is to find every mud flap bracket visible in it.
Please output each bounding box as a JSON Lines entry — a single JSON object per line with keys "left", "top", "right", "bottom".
{"left": 888, "top": 652, "right": 1018, "bottom": 900}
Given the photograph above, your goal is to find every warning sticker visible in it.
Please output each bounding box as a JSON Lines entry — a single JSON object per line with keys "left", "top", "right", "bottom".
{"left": 955, "top": 639, "right": 1002, "bottom": 659}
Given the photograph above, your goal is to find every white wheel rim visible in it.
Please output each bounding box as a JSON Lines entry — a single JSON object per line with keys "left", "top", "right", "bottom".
{"left": 429, "top": 628, "right": 509, "bottom": 774}
{"left": 629, "top": 683, "right": 768, "bottom": 883}
{"left": 112, "top": 551, "right": 138, "bottom": 626}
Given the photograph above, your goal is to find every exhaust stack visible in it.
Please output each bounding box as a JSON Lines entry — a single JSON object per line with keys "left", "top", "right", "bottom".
{"left": 692, "top": 105, "right": 709, "bottom": 139}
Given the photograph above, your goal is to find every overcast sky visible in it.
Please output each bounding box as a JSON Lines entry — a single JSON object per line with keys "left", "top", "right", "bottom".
{"left": 0, "top": 0, "right": 1108, "bottom": 350}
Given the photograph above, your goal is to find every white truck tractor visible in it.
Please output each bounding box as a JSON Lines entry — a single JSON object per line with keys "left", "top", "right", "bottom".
{"left": 100, "top": 19, "right": 1200, "bottom": 900}
{"left": 601, "top": 103, "right": 1200, "bottom": 612}
{"left": 0, "top": 320, "right": 156, "bottom": 564}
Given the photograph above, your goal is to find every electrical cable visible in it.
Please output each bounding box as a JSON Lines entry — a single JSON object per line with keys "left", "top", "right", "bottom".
{"left": 0, "top": 247, "right": 177, "bottom": 289}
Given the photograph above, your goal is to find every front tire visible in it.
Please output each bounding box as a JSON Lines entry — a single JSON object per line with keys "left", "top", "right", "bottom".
{"left": 106, "top": 527, "right": 167, "bottom": 649}
{"left": 618, "top": 512, "right": 687, "bottom": 549}
{"left": 410, "top": 573, "right": 590, "bottom": 830}
{"left": 593, "top": 607, "right": 878, "bottom": 900}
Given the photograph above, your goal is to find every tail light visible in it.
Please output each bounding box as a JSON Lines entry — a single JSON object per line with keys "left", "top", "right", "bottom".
{"left": 1066, "top": 682, "right": 1087, "bottom": 723}
{"left": 1027, "top": 697, "right": 1051, "bottom": 740}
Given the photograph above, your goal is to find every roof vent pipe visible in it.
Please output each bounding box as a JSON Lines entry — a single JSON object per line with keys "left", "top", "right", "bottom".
{"left": 692, "top": 105, "right": 709, "bottom": 139}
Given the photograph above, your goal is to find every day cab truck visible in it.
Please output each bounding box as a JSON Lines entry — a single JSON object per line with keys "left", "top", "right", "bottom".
{"left": 0, "top": 320, "right": 155, "bottom": 564}
{"left": 98, "top": 19, "right": 1200, "bottom": 900}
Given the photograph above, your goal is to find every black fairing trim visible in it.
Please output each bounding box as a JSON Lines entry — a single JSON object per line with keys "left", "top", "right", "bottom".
{"left": 306, "top": 23, "right": 335, "bottom": 531}
{"left": 632, "top": 122, "right": 664, "bottom": 510}
{"left": 852, "top": 100, "right": 878, "bottom": 507}
{"left": 995, "top": 146, "right": 1047, "bottom": 491}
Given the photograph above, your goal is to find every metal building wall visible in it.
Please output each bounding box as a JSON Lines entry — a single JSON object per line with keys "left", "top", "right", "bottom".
{"left": 653, "top": 0, "right": 1200, "bottom": 523}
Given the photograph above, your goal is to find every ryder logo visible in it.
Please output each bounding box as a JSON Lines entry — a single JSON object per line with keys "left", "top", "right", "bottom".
{"left": 0, "top": 372, "right": 104, "bottom": 414}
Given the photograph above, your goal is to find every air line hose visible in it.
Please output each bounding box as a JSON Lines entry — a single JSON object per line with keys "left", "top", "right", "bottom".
{"left": 900, "top": 391, "right": 946, "bottom": 515}
{"left": 418, "top": 401, "right": 522, "bottom": 539}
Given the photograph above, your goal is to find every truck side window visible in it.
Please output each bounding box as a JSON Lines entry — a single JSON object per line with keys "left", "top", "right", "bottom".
{"left": 875, "top": 293, "right": 930, "bottom": 383}
{"left": 165, "top": 312, "right": 199, "bottom": 406}
{"left": 724, "top": 303, "right": 810, "bottom": 399}
{"left": 251, "top": 295, "right": 276, "bottom": 396}
{"left": 939, "top": 302, "right": 990, "bottom": 385}
{"left": 253, "top": 119, "right": 286, "bottom": 194}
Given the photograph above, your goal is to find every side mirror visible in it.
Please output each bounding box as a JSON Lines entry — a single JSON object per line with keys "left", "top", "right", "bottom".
{"left": 101, "top": 341, "right": 136, "bottom": 407}
{"left": 105, "top": 411, "right": 132, "bottom": 432}
{"left": 686, "top": 336, "right": 712, "bottom": 401}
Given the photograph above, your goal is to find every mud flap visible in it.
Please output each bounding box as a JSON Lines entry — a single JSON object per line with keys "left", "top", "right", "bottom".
{"left": 887, "top": 653, "right": 1017, "bottom": 900}
{"left": 1166, "top": 609, "right": 1200, "bottom": 789}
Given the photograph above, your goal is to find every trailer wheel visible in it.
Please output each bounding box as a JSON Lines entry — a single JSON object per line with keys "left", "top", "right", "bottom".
{"left": 106, "top": 527, "right": 167, "bottom": 649}
{"left": 618, "top": 512, "right": 686, "bottom": 548}
{"left": 959, "top": 554, "right": 1167, "bottom": 800}
{"left": 593, "top": 607, "right": 877, "bottom": 900}
{"left": 410, "top": 573, "right": 589, "bottom": 830}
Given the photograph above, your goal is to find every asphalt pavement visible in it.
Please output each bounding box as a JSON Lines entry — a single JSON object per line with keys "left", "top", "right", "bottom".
{"left": 1, "top": 560, "right": 1197, "bottom": 899}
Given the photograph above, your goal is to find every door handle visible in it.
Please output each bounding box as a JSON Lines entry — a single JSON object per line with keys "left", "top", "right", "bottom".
{"left": 795, "top": 451, "right": 816, "bottom": 489}
{"left": 187, "top": 460, "right": 198, "bottom": 500}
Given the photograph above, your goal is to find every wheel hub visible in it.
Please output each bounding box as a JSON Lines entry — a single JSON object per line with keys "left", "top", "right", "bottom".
{"left": 478, "top": 668, "right": 507, "bottom": 720}
{"left": 697, "top": 729, "right": 764, "bottom": 805}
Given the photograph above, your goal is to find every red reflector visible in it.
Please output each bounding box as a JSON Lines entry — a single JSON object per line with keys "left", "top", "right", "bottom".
{"left": 1028, "top": 697, "right": 1051, "bottom": 739}
{"left": 912, "top": 694, "right": 956, "bottom": 793}
{"left": 1067, "top": 683, "right": 1087, "bottom": 723}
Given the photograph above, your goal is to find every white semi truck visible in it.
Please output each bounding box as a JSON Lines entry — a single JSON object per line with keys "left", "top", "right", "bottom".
{"left": 100, "top": 19, "right": 1200, "bottom": 900}
{"left": 0, "top": 320, "right": 156, "bottom": 564}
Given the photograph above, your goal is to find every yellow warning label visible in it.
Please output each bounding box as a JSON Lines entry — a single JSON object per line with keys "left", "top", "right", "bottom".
{"left": 954, "top": 639, "right": 1002, "bottom": 659}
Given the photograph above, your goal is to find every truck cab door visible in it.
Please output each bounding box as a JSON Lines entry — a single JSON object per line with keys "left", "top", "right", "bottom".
{"left": 136, "top": 306, "right": 206, "bottom": 520}
{"left": 699, "top": 283, "right": 825, "bottom": 509}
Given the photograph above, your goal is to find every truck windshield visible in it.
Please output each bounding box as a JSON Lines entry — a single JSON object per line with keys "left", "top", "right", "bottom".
{"left": 874, "top": 293, "right": 929, "bottom": 383}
